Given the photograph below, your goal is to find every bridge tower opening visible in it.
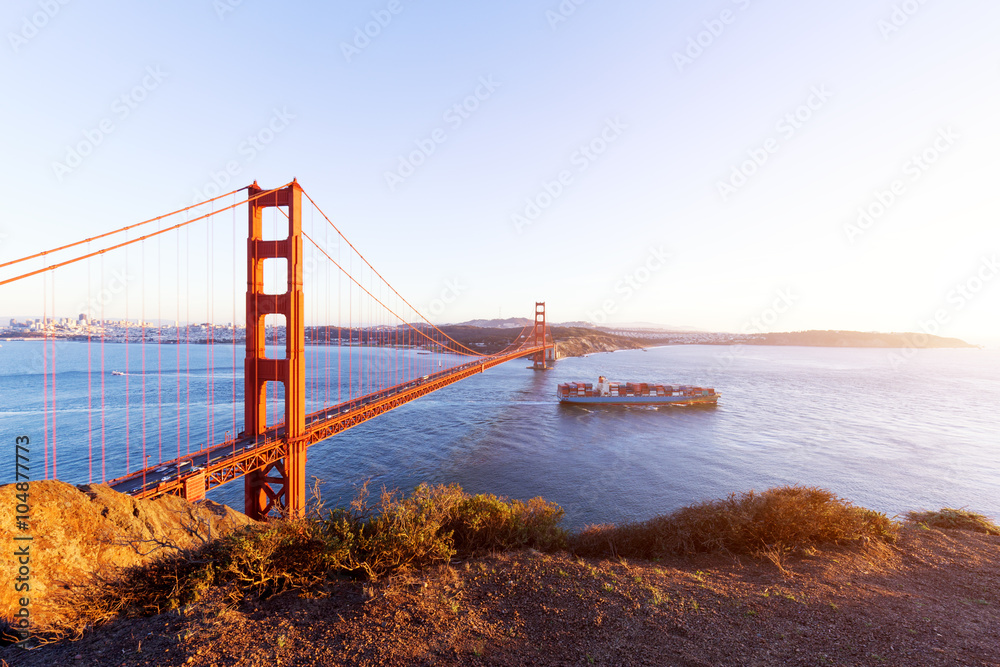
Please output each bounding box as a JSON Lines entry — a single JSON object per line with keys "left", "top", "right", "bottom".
{"left": 244, "top": 180, "right": 308, "bottom": 520}
{"left": 532, "top": 302, "right": 549, "bottom": 370}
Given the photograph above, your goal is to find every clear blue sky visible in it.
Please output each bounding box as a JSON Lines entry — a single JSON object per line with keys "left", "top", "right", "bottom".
{"left": 1, "top": 1, "right": 998, "bottom": 345}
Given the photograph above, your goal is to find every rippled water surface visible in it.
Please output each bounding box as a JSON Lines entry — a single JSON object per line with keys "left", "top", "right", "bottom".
{"left": 2, "top": 342, "right": 998, "bottom": 528}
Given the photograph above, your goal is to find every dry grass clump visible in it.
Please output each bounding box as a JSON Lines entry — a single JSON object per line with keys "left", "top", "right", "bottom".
{"left": 319, "top": 482, "right": 565, "bottom": 577}
{"left": 41, "top": 483, "right": 564, "bottom": 640}
{"left": 571, "top": 486, "right": 898, "bottom": 559}
{"left": 34, "top": 485, "right": 907, "bottom": 641}
{"left": 446, "top": 492, "right": 566, "bottom": 555}
{"left": 906, "top": 508, "right": 1000, "bottom": 535}
{"left": 318, "top": 482, "right": 461, "bottom": 580}
{"left": 46, "top": 518, "right": 330, "bottom": 640}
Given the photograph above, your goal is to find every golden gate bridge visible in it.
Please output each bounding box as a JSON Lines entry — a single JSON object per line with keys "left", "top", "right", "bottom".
{"left": 0, "top": 181, "right": 553, "bottom": 519}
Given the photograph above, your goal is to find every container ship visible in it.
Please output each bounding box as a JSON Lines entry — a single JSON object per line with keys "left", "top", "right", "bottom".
{"left": 557, "top": 376, "right": 719, "bottom": 406}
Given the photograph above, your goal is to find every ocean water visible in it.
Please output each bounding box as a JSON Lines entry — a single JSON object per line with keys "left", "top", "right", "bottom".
{"left": 1, "top": 341, "right": 998, "bottom": 529}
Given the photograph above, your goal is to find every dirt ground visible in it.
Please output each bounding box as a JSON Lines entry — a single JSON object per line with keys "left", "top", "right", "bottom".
{"left": 3, "top": 523, "right": 998, "bottom": 667}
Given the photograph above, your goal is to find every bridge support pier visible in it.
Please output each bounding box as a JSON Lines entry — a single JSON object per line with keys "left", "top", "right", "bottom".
{"left": 243, "top": 181, "right": 307, "bottom": 520}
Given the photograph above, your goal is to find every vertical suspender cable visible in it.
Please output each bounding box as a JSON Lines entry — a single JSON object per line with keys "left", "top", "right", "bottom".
{"left": 186, "top": 225, "right": 191, "bottom": 455}
{"left": 157, "top": 217, "right": 162, "bottom": 464}
{"left": 207, "top": 200, "right": 214, "bottom": 447}
{"left": 42, "top": 268, "right": 48, "bottom": 479}
{"left": 176, "top": 218, "right": 182, "bottom": 460}
{"left": 52, "top": 270, "right": 57, "bottom": 478}
{"left": 349, "top": 251, "right": 352, "bottom": 404}
{"left": 338, "top": 227, "right": 341, "bottom": 407}
{"left": 324, "top": 206, "right": 330, "bottom": 409}
{"left": 142, "top": 238, "right": 147, "bottom": 484}
{"left": 100, "top": 253, "right": 106, "bottom": 481}
{"left": 87, "top": 246, "right": 93, "bottom": 482}
{"left": 232, "top": 192, "right": 237, "bottom": 440}
{"left": 48, "top": 270, "right": 57, "bottom": 479}
{"left": 125, "top": 236, "right": 130, "bottom": 473}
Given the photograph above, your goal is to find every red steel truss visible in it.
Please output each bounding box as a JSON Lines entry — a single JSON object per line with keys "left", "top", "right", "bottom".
{"left": 103, "top": 186, "right": 553, "bottom": 517}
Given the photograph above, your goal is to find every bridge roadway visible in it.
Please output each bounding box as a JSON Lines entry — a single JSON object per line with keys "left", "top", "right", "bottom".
{"left": 108, "top": 343, "right": 549, "bottom": 500}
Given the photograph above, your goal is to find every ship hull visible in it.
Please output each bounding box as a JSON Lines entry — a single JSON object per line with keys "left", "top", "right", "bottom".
{"left": 558, "top": 394, "right": 719, "bottom": 406}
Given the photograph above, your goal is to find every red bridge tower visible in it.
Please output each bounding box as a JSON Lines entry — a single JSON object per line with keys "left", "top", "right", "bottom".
{"left": 532, "top": 302, "right": 548, "bottom": 370}
{"left": 243, "top": 181, "right": 308, "bottom": 520}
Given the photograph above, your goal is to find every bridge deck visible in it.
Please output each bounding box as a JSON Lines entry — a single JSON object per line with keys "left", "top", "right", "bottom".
{"left": 108, "top": 343, "right": 550, "bottom": 500}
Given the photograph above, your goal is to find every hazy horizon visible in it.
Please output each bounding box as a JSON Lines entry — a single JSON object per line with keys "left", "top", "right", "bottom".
{"left": 3, "top": 314, "right": 996, "bottom": 350}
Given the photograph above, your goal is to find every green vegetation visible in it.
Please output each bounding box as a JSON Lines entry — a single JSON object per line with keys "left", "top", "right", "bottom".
{"left": 906, "top": 508, "right": 1000, "bottom": 535}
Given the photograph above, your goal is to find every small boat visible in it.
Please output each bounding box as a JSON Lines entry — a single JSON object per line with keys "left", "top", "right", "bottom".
{"left": 112, "top": 371, "right": 126, "bottom": 376}
{"left": 557, "top": 376, "right": 719, "bottom": 406}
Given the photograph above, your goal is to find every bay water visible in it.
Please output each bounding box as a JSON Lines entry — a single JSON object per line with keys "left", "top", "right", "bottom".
{"left": 1, "top": 341, "right": 997, "bottom": 529}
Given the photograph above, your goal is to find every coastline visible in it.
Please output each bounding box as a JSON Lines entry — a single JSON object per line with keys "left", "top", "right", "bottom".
{"left": 549, "top": 329, "right": 980, "bottom": 359}
{"left": 3, "top": 327, "right": 979, "bottom": 352}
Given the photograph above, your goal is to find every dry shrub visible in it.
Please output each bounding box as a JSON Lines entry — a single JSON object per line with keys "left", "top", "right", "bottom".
{"left": 906, "top": 508, "right": 1000, "bottom": 535}
{"left": 446, "top": 493, "right": 566, "bottom": 555}
{"left": 44, "top": 482, "right": 567, "bottom": 639}
{"left": 36, "top": 484, "right": 903, "bottom": 641}
{"left": 42, "top": 518, "right": 330, "bottom": 640}
{"left": 219, "top": 519, "right": 330, "bottom": 594}
{"left": 318, "top": 482, "right": 462, "bottom": 579}
{"left": 320, "top": 482, "right": 566, "bottom": 575}
{"left": 571, "top": 486, "right": 898, "bottom": 560}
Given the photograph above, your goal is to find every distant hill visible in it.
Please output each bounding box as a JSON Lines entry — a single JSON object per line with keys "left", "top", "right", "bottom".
{"left": 436, "top": 324, "right": 643, "bottom": 358}
{"left": 748, "top": 330, "right": 976, "bottom": 349}
{"left": 453, "top": 318, "right": 701, "bottom": 332}
{"left": 435, "top": 323, "right": 976, "bottom": 354}
{"left": 452, "top": 317, "right": 532, "bottom": 329}
{"left": 597, "top": 322, "right": 703, "bottom": 332}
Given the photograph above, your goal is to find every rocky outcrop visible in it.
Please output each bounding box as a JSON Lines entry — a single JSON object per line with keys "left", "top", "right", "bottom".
{"left": 550, "top": 327, "right": 646, "bottom": 358}
{"left": 0, "top": 480, "right": 255, "bottom": 629}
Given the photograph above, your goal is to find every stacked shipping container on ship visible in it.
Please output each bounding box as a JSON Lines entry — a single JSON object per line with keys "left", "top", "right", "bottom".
{"left": 556, "top": 376, "right": 719, "bottom": 406}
